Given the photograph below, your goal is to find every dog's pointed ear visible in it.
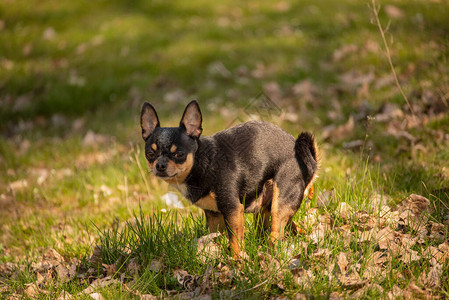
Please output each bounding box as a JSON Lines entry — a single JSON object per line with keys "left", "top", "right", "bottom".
{"left": 140, "top": 102, "right": 160, "bottom": 140}
{"left": 180, "top": 100, "right": 202, "bottom": 138}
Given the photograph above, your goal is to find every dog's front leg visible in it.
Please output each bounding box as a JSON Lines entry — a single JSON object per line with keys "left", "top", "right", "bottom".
{"left": 220, "top": 202, "right": 244, "bottom": 258}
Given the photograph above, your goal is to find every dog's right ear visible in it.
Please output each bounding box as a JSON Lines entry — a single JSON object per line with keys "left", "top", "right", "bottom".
{"left": 140, "top": 102, "right": 160, "bottom": 140}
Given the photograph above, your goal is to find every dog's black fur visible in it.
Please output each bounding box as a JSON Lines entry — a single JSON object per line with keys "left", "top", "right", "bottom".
{"left": 140, "top": 100, "right": 318, "bottom": 256}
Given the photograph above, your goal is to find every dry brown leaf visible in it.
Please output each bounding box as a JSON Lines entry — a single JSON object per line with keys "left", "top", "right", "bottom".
{"left": 423, "top": 246, "right": 446, "bottom": 263}
{"left": 303, "top": 208, "right": 319, "bottom": 227}
{"left": 400, "top": 248, "right": 421, "bottom": 264}
{"left": 217, "top": 264, "right": 232, "bottom": 285}
{"left": 333, "top": 44, "right": 358, "bottom": 62}
{"left": 44, "top": 248, "right": 64, "bottom": 262}
{"left": 337, "top": 252, "right": 349, "bottom": 275}
{"left": 174, "top": 269, "right": 199, "bottom": 291}
{"left": 88, "top": 246, "right": 102, "bottom": 267}
{"left": 377, "top": 227, "right": 397, "bottom": 251}
{"left": 358, "top": 228, "right": 377, "bottom": 244}
{"left": 407, "top": 283, "right": 434, "bottom": 299}
{"left": 311, "top": 248, "right": 331, "bottom": 262}
{"left": 329, "top": 291, "right": 344, "bottom": 300}
{"left": 197, "top": 233, "right": 222, "bottom": 263}
{"left": 147, "top": 259, "right": 162, "bottom": 273}
{"left": 55, "top": 264, "right": 70, "bottom": 282}
{"left": 322, "top": 116, "right": 355, "bottom": 142}
{"left": 126, "top": 257, "right": 140, "bottom": 275}
{"left": 8, "top": 179, "right": 28, "bottom": 192}
{"left": 102, "top": 263, "right": 116, "bottom": 277}
{"left": 385, "top": 5, "right": 404, "bottom": 19}
{"left": 338, "top": 272, "right": 367, "bottom": 290}
{"left": 82, "top": 276, "right": 120, "bottom": 295}
{"left": 337, "top": 202, "right": 353, "bottom": 221}
{"left": 428, "top": 221, "right": 445, "bottom": 241}
{"left": 293, "top": 268, "right": 315, "bottom": 288}
{"left": 387, "top": 285, "right": 403, "bottom": 300}
{"left": 309, "top": 223, "right": 325, "bottom": 245}
{"left": 24, "top": 283, "right": 40, "bottom": 298}
{"left": 362, "top": 265, "right": 385, "bottom": 281}
{"left": 89, "top": 292, "right": 105, "bottom": 300}
{"left": 57, "top": 290, "right": 74, "bottom": 300}
{"left": 295, "top": 293, "right": 307, "bottom": 300}
{"left": 402, "top": 194, "right": 430, "bottom": 217}
{"left": 419, "top": 258, "right": 443, "bottom": 289}
{"left": 350, "top": 283, "right": 384, "bottom": 299}
{"left": 140, "top": 295, "right": 158, "bottom": 300}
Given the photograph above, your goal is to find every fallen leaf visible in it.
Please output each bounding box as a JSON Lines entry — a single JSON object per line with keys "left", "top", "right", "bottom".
{"left": 337, "top": 252, "right": 349, "bottom": 275}
{"left": 197, "top": 233, "right": 221, "bottom": 263}
{"left": 420, "top": 258, "right": 442, "bottom": 289}
{"left": 428, "top": 221, "right": 445, "bottom": 241}
{"left": 140, "top": 295, "right": 158, "bottom": 300}
{"left": 350, "top": 283, "right": 383, "bottom": 299}
{"left": 322, "top": 116, "right": 355, "bottom": 142}
{"left": 8, "top": 179, "right": 28, "bottom": 192}
{"left": 375, "top": 103, "right": 404, "bottom": 122}
{"left": 387, "top": 285, "right": 403, "bottom": 300}
{"left": 127, "top": 258, "right": 141, "bottom": 275}
{"left": 83, "top": 131, "right": 109, "bottom": 147}
{"left": 102, "top": 263, "right": 116, "bottom": 277}
{"left": 400, "top": 248, "right": 420, "bottom": 264}
{"left": 312, "top": 248, "right": 331, "bottom": 262}
{"left": 337, "top": 202, "right": 353, "bottom": 221}
{"left": 333, "top": 44, "right": 358, "bottom": 62}
{"left": 44, "top": 248, "right": 64, "bottom": 262}
{"left": 385, "top": 5, "right": 404, "bottom": 19}
{"left": 55, "top": 264, "right": 70, "bottom": 282}
{"left": 82, "top": 276, "right": 120, "bottom": 295}
{"left": 57, "top": 290, "right": 74, "bottom": 300}
{"left": 339, "top": 272, "right": 367, "bottom": 289}
{"left": 309, "top": 223, "right": 325, "bottom": 245}
{"left": 402, "top": 194, "right": 430, "bottom": 217}
{"left": 149, "top": 259, "right": 164, "bottom": 273}
{"left": 24, "top": 283, "right": 40, "bottom": 298}
{"left": 174, "top": 269, "right": 199, "bottom": 291}
{"left": 88, "top": 246, "right": 102, "bottom": 267}
{"left": 293, "top": 268, "right": 315, "bottom": 289}
{"left": 216, "top": 264, "right": 232, "bottom": 285}
{"left": 90, "top": 292, "right": 105, "bottom": 300}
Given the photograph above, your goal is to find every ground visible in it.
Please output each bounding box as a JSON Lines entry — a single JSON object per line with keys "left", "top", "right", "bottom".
{"left": 0, "top": 0, "right": 448, "bottom": 298}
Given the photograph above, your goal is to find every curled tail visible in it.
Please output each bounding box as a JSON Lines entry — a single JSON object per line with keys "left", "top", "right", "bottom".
{"left": 295, "top": 132, "right": 319, "bottom": 186}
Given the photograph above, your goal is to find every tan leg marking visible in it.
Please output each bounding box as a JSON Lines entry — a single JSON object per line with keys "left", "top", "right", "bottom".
{"left": 226, "top": 204, "right": 245, "bottom": 258}
{"left": 269, "top": 182, "right": 297, "bottom": 247}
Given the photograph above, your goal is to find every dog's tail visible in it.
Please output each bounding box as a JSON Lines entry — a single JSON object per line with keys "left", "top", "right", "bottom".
{"left": 294, "top": 132, "right": 319, "bottom": 186}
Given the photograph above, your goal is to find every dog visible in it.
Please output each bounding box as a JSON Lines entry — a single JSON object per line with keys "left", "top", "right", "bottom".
{"left": 140, "top": 100, "right": 318, "bottom": 257}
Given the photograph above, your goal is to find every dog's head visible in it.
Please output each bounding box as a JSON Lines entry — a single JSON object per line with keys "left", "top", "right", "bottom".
{"left": 140, "top": 100, "right": 202, "bottom": 184}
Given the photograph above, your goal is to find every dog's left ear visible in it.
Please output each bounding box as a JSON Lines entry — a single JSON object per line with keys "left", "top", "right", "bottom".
{"left": 180, "top": 100, "right": 202, "bottom": 138}
{"left": 140, "top": 102, "right": 160, "bottom": 141}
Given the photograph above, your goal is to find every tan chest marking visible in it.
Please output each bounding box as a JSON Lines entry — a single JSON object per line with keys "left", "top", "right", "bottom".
{"left": 194, "top": 192, "right": 219, "bottom": 212}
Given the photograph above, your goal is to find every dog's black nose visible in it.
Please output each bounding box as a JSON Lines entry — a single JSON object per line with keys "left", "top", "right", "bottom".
{"left": 156, "top": 162, "right": 167, "bottom": 172}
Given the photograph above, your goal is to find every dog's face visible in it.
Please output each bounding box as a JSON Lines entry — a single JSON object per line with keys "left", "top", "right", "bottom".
{"left": 140, "top": 101, "right": 202, "bottom": 184}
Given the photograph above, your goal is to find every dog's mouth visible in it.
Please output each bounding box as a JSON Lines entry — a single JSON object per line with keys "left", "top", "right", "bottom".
{"left": 155, "top": 172, "right": 177, "bottom": 179}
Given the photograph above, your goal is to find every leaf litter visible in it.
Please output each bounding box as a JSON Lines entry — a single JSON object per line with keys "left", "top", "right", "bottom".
{"left": 2, "top": 192, "right": 448, "bottom": 298}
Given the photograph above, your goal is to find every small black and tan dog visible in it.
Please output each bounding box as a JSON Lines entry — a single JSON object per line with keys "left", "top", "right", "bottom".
{"left": 140, "top": 100, "right": 318, "bottom": 257}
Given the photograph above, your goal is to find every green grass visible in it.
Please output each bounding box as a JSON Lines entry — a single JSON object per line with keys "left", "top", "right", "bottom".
{"left": 1, "top": 0, "right": 449, "bottom": 298}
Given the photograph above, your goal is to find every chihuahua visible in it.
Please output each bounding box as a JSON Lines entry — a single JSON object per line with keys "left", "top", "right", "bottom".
{"left": 140, "top": 100, "right": 318, "bottom": 257}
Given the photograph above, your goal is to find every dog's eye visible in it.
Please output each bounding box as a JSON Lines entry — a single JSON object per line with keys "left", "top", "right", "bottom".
{"left": 146, "top": 152, "right": 156, "bottom": 160}
{"left": 173, "top": 152, "right": 185, "bottom": 159}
